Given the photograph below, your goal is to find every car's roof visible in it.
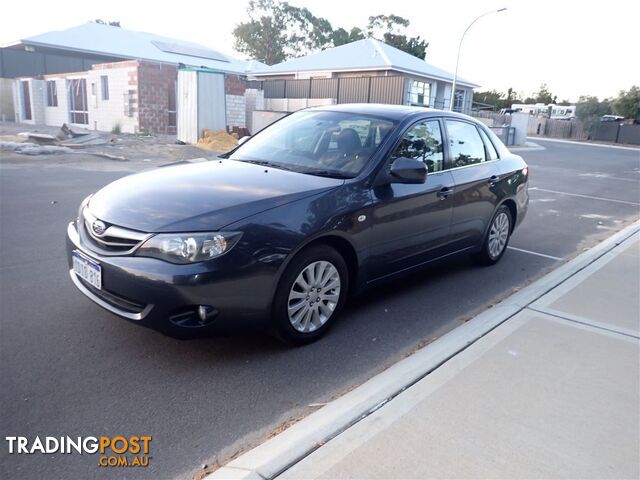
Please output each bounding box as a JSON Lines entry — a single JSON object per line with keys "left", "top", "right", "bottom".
{"left": 306, "top": 103, "right": 475, "bottom": 122}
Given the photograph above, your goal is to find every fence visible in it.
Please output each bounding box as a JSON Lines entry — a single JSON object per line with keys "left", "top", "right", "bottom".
{"left": 473, "top": 112, "right": 640, "bottom": 146}
{"left": 526, "top": 117, "right": 589, "bottom": 140}
{"left": 590, "top": 122, "right": 640, "bottom": 144}
{"left": 527, "top": 116, "right": 640, "bottom": 145}
{"left": 261, "top": 76, "right": 406, "bottom": 105}
{"left": 256, "top": 76, "right": 473, "bottom": 113}
{"left": 473, "top": 111, "right": 640, "bottom": 146}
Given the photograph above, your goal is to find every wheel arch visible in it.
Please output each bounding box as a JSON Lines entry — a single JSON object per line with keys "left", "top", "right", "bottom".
{"left": 501, "top": 198, "right": 517, "bottom": 234}
{"left": 272, "top": 233, "right": 360, "bottom": 300}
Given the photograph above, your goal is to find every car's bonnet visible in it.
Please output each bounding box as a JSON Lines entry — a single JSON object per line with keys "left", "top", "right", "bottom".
{"left": 88, "top": 160, "right": 343, "bottom": 232}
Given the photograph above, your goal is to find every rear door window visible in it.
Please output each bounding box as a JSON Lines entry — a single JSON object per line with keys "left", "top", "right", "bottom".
{"left": 445, "top": 120, "right": 486, "bottom": 168}
{"left": 478, "top": 128, "right": 499, "bottom": 160}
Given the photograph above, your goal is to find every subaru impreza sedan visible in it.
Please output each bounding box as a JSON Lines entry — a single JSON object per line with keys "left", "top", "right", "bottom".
{"left": 66, "top": 104, "right": 528, "bottom": 344}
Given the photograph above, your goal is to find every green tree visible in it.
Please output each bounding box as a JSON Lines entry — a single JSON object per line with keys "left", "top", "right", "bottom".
{"left": 474, "top": 90, "right": 503, "bottom": 109}
{"left": 367, "top": 14, "right": 428, "bottom": 59}
{"left": 331, "top": 27, "right": 366, "bottom": 46}
{"left": 233, "top": 0, "right": 333, "bottom": 64}
{"left": 576, "top": 96, "right": 611, "bottom": 131}
{"left": 233, "top": 0, "right": 288, "bottom": 65}
{"left": 534, "top": 83, "right": 556, "bottom": 104}
{"left": 286, "top": 5, "right": 334, "bottom": 53}
{"left": 233, "top": 2, "right": 430, "bottom": 63}
{"left": 474, "top": 88, "right": 521, "bottom": 110}
{"left": 612, "top": 86, "right": 640, "bottom": 121}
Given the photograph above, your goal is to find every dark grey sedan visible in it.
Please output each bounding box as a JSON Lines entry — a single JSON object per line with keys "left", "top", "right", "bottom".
{"left": 66, "top": 104, "right": 529, "bottom": 344}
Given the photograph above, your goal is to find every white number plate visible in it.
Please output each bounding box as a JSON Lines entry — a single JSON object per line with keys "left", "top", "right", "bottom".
{"left": 72, "top": 251, "right": 102, "bottom": 290}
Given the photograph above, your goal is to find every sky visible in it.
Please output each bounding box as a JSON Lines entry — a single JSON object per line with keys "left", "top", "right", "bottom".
{"left": 1, "top": 0, "right": 638, "bottom": 102}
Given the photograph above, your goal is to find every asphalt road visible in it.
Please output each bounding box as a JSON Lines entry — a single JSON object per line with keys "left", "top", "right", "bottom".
{"left": 1, "top": 139, "right": 639, "bottom": 480}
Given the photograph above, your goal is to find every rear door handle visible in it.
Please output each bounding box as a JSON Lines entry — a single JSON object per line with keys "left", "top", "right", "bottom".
{"left": 488, "top": 175, "right": 500, "bottom": 186}
{"left": 437, "top": 187, "right": 453, "bottom": 200}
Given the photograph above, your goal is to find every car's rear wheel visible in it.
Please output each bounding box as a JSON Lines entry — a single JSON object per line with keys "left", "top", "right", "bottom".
{"left": 472, "top": 205, "right": 512, "bottom": 266}
{"left": 272, "top": 245, "right": 348, "bottom": 345}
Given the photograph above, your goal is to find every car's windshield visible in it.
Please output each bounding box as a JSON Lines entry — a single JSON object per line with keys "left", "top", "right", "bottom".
{"left": 228, "top": 111, "right": 395, "bottom": 178}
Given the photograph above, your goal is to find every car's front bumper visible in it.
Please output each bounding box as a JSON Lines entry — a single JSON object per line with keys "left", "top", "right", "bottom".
{"left": 66, "top": 221, "right": 275, "bottom": 336}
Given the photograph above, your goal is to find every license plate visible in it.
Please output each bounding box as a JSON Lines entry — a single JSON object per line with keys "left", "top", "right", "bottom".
{"left": 72, "top": 250, "right": 102, "bottom": 290}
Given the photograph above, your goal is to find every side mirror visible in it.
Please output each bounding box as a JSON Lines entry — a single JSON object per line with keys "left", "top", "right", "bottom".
{"left": 238, "top": 135, "right": 251, "bottom": 146}
{"left": 389, "top": 157, "right": 427, "bottom": 184}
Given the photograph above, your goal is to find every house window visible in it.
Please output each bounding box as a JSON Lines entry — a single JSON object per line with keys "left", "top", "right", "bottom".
{"left": 101, "top": 75, "right": 109, "bottom": 101}
{"left": 409, "top": 80, "right": 430, "bottom": 106}
{"left": 46, "top": 81, "right": 58, "bottom": 107}
{"left": 69, "top": 78, "right": 88, "bottom": 124}
{"left": 453, "top": 89, "right": 465, "bottom": 112}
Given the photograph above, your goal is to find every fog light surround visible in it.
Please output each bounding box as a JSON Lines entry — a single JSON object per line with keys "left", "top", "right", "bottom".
{"left": 169, "top": 305, "right": 218, "bottom": 328}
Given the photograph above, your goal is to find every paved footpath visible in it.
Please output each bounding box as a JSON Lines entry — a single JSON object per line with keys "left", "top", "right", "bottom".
{"left": 210, "top": 223, "right": 640, "bottom": 480}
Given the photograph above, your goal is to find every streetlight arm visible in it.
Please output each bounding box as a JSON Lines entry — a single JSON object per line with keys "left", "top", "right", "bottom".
{"left": 449, "top": 8, "right": 507, "bottom": 111}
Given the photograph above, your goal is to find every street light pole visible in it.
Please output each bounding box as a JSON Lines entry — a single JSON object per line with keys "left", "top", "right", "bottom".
{"left": 449, "top": 7, "right": 507, "bottom": 111}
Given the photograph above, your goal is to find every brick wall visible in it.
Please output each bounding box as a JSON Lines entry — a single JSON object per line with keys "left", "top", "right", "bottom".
{"left": 86, "top": 63, "right": 139, "bottom": 133}
{"left": 137, "top": 62, "right": 177, "bottom": 134}
{"left": 224, "top": 71, "right": 248, "bottom": 131}
{"left": 264, "top": 97, "right": 335, "bottom": 112}
{"left": 225, "top": 74, "right": 247, "bottom": 96}
{"left": 225, "top": 94, "right": 246, "bottom": 130}
{"left": 245, "top": 88, "right": 264, "bottom": 134}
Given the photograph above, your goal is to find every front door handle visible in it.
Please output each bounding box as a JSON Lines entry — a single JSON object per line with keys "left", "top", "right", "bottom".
{"left": 437, "top": 187, "right": 453, "bottom": 200}
{"left": 488, "top": 175, "right": 500, "bottom": 186}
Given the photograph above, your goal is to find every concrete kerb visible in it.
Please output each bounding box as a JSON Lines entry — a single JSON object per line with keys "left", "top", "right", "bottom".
{"left": 207, "top": 220, "right": 640, "bottom": 480}
{"left": 509, "top": 141, "right": 544, "bottom": 152}
{"left": 530, "top": 137, "right": 640, "bottom": 151}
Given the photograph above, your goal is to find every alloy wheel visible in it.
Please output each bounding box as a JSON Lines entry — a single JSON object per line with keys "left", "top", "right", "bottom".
{"left": 488, "top": 211, "right": 510, "bottom": 259}
{"left": 287, "top": 261, "right": 341, "bottom": 333}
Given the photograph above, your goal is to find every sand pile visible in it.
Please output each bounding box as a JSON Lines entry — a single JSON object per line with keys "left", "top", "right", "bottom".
{"left": 197, "top": 129, "right": 238, "bottom": 152}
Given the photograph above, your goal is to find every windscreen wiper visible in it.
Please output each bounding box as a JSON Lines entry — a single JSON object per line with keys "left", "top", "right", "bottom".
{"left": 237, "top": 159, "right": 297, "bottom": 172}
{"left": 302, "top": 169, "right": 352, "bottom": 179}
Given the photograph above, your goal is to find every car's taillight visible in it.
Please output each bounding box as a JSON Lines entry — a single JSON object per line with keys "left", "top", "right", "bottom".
{"left": 522, "top": 166, "right": 529, "bottom": 177}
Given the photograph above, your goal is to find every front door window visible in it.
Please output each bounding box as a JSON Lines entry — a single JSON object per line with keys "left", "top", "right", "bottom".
{"left": 390, "top": 120, "right": 444, "bottom": 173}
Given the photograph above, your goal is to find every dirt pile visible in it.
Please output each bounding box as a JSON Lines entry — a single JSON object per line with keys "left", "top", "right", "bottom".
{"left": 196, "top": 129, "right": 238, "bottom": 152}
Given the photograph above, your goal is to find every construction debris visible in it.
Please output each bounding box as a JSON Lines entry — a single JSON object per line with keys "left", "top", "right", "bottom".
{"left": 59, "top": 133, "right": 109, "bottom": 147}
{"left": 196, "top": 129, "right": 238, "bottom": 152}
{"left": 88, "top": 152, "right": 127, "bottom": 161}
{"left": 59, "top": 123, "right": 91, "bottom": 139}
{"left": 27, "top": 133, "right": 59, "bottom": 145}
{"left": 0, "top": 141, "right": 73, "bottom": 155}
{"left": 7, "top": 126, "right": 110, "bottom": 149}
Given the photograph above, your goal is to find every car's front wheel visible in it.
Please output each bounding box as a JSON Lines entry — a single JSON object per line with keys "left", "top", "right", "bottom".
{"left": 472, "top": 205, "right": 512, "bottom": 266}
{"left": 272, "top": 245, "right": 348, "bottom": 345}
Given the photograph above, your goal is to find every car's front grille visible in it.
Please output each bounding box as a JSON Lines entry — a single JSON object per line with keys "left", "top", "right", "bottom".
{"left": 79, "top": 207, "right": 150, "bottom": 255}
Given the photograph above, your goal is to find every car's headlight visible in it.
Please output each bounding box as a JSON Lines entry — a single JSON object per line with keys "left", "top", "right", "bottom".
{"left": 135, "top": 232, "right": 242, "bottom": 264}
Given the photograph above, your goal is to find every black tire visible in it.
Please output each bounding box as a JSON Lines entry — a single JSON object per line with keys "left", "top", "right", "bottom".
{"left": 472, "top": 205, "right": 513, "bottom": 266}
{"left": 272, "top": 245, "right": 348, "bottom": 345}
